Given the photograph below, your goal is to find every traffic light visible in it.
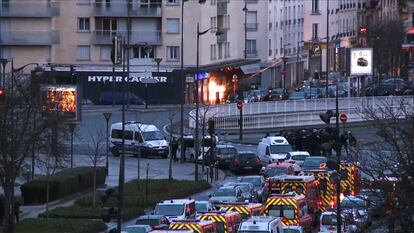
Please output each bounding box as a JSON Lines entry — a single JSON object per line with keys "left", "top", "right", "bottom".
{"left": 0, "top": 87, "right": 5, "bottom": 107}
{"left": 319, "top": 110, "right": 334, "bottom": 124}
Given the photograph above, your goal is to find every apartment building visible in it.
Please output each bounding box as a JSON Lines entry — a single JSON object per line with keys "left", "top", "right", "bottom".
{"left": 266, "top": 0, "right": 305, "bottom": 89}
{"left": 0, "top": 0, "right": 270, "bottom": 104}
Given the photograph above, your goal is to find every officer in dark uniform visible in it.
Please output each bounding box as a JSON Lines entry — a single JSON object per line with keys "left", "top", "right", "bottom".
{"left": 171, "top": 137, "right": 178, "bottom": 162}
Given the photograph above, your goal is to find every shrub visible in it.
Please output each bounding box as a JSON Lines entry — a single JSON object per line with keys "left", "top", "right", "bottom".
{"left": 14, "top": 218, "right": 107, "bottom": 233}
{"left": 20, "top": 167, "right": 106, "bottom": 204}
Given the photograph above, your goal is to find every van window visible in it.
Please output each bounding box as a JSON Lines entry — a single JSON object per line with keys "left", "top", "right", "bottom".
{"left": 142, "top": 131, "right": 164, "bottom": 141}
{"left": 135, "top": 132, "right": 143, "bottom": 143}
{"left": 112, "top": 129, "right": 133, "bottom": 140}
{"left": 155, "top": 204, "right": 184, "bottom": 216}
{"left": 270, "top": 145, "right": 293, "bottom": 154}
{"left": 268, "top": 205, "right": 295, "bottom": 219}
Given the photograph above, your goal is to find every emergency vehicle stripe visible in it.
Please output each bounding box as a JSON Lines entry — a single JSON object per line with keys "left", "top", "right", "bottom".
{"left": 281, "top": 182, "right": 307, "bottom": 195}
{"left": 220, "top": 206, "right": 249, "bottom": 215}
{"left": 199, "top": 215, "right": 228, "bottom": 233}
{"left": 265, "top": 198, "right": 297, "bottom": 210}
{"left": 170, "top": 223, "right": 201, "bottom": 233}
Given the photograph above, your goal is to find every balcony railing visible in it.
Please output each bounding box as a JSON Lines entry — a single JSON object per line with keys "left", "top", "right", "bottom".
{"left": 0, "top": 30, "right": 59, "bottom": 45}
{"left": 245, "top": 50, "right": 258, "bottom": 58}
{"left": 94, "top": 3, "right": 162, "bottom": 17}
{"left": 0, "top": 2, "right": 59, "bottom": 17}
{"left": 92, "top": 30, "right": 162, "bottom": 45}
{"left": 246, "top": 23, "right": 258, "bottom": 31}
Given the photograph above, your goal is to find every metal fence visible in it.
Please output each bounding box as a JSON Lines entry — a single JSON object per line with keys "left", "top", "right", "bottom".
{"left": 189, "top": 96, "right": 414, "bottom": 130}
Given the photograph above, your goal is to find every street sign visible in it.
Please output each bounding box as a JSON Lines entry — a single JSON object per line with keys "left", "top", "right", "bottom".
{"left": 340, "top": 113, "right": 348, "bottom": 123}
{"left": 237, "top": 101, "right": 243, "bottom": 110}
{"left": 186, "top": 76, "right": 194, "bottom": 83}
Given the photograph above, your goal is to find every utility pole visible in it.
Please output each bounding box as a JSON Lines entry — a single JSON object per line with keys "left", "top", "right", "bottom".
{"left": 180, "top": 0, "right": 186, "bottom": 163}
{"left": 243, "top": 3, "right": 248, "bottom": 59}
{"left": 325, "top": 0, "right": 330, "bottom": 97}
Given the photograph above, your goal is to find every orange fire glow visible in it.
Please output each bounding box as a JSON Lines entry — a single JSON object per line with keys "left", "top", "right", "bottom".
{"left": 208, "top": 80, "right": 226, "bottom": 104}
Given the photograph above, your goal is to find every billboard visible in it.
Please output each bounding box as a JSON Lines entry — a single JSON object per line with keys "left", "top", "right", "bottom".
{"left": 40, "top": 85, "right": 81, "bottom": 121}
{"left": 350, "top": 48, "right": 373, "bottom": 75}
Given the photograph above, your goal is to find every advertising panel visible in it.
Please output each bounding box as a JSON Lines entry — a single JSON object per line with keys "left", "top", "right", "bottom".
{"left": 40, "top": 85, "right": 80, "bottom": 121}
{"left": 350, "top": 48, "right": 373, "bottom": 75}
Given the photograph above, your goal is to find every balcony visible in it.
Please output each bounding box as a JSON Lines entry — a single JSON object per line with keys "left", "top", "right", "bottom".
{"left": 94, "top": 3, "right": 162, "bottom": 17}
{"left": 0, "top": 30, "right": 59, "bottom": 45}
{"left": 245, "top": 50, "right": 258, "bottom": 58}
{"left": 92, "top": 30, "right": 162, "bottom": 45}
{"left": 0, "top": 2, "right": 59, "bottom": 18}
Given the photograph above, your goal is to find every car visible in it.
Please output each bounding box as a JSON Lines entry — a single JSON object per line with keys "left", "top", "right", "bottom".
{"left": 282, "top": 226, "right": 304, "bottom": 233}
{"left": 288, "top": 91, "right": 307, "bottom": 100}
{"left": 302, "top": 156, "right": 327, "bottom": 171}
{"left": 238, "top": 176, "right": 268, "bottom": 203}
{"left": 208, "top": 185, "right": 245, "bottom": 206}
{"left": 223, "top": 182, "right": 258, "bottom": 203}
{"left": 215, "top": 144, "right": 238, "bottom": 168}
{"left": 238, "top": 216, "right": 283, "bottom": 233}
{"left": 319, "top": 211, "right": 346, "bottom": 233}
{"left": 230, "top": 152, "right": 262, "bottom": 174}
{"left": 154, "top": 199, "right": 196, "bottom": 222}
{"left": 125, "top": 224, "right": 153, "bottom": 233}
{"left": 286, "top": 151, "right": 310, "bottom": 167}
{"left": 257, "top": 136, "right": 294, "bottom": 164}
{"left": 341, "top": 195, "right": 371, "bottom": 230}
{"left": 195, "top": 201, "right": 215, "bottom": 213}
{"left": 261, "top": 162, "right": 296, "bottom": 178}
{"left": 357, "top": 57, "right": 368, "bottom": 66}
{"left": 135, "top": 215, "right": 169, "bottom": 228}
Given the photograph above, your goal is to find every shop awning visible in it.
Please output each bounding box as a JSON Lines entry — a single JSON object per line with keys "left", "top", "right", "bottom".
{"left": 183, "top": 59, "right": 261, "bottom": 73}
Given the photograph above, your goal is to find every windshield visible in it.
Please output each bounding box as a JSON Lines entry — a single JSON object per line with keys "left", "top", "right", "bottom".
{"left": 303, "top": 158, "right": 326, "bottom": 167}
{"left": 135, "top": 219, "right": 159, "bottom": 227}
{"left": 341, "top": 198, "right": 366, "bottom": 210}
{"left": 238, "top": 154, "right": 257, "bottom": 160}
{"left": 215, "top": 189, "right": 236, "bottom": 197}
{"left": 236, "top": 184, "right": 249, "bottom": 193}
{"left": 240, "top": 177, "right": 261, "bottom": 187}
{"left": 265, "top": 167, "right": 288, "bottom": 177}
{"left": 283, "top": 229, "right": 300, "bottom": 233}
{"left": 292, "top": 155, "right": 308, "bottom": 161}
{"left": 154, "top": 204, "right": 184, "bottom": 216}
{"left": 268, "top": 205, "right": 295, "bottom": 219}
{"left": 321, "top": 214, "right": 337, "bottom": 225}
{"left": 142, "top": 131, "right": 164, "bottom": 141}
{"left": 195, "top": 203, "right": 208, "bottom": 212}
{"left": 218, "top": 148, "right": 237, "bottom": 155}
{"left": 270, "top": 145, "right": 293, "bottom": 154}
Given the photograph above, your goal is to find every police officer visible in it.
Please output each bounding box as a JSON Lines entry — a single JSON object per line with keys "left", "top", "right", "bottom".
{"left": 171, "top": 137, "right": 179, "bottom": 162}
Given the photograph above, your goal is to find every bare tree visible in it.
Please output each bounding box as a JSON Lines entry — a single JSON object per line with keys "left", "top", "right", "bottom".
{"left": 349, "top": 98, "right": 414, "bottom": 232}
{"left": 85, "top": 126, "right": 106, "bottom": 208}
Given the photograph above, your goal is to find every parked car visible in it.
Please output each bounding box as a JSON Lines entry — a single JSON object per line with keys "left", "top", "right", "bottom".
{"left": 135, "top": 215, "right": 169, "bottom": 228}
{"left": 261, "top": 162, "right": 296, "bottom": 178}
{"left": 282, "top": 226, "right": 304, "bottom": 233}
{"left": 341, "top": 195, "right": 371, "bottom": 230}
{"left": 230, "top": 152, "right": 262, "bottom": 174}
{"left": 302, "top": 156, "right": 327, "bottom": 171}
{"left": 223, "top": 182, "right": 258, "bottom": 203}
{"left": 238, "top": 175, "right": 268, "bottom": 203}
{"left": 125, "top": 225, "right": 153, "bottom": 233}
{"left": 215, "top": 144, "right": 238, "bottom": 168}
{"left": 286, "top": 151, "right": 310, "bottom": 167}
{"left": 208, "top": 185, "right": 245, "bottom": 206}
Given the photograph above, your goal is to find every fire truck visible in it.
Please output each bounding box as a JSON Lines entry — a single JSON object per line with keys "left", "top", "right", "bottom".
{"left": 300, "top": 169, "right": 336, "bottom": 211}
{"left": 198, "top": 211, "right": 242, "bottom": 233}
{"left": 267, "top": 175, "right": 323, "bottom": 214}
{"left": 218, "top": 203, "right": 263, "bottom": 219}
{"left": 170, "top": 219, "right": 218, "bottom": 233}
{"left": 339, "top": 161, "right": 361, "bottom": 196}
{"left": 264, "top": 194, "right": 313, "bottom": 232}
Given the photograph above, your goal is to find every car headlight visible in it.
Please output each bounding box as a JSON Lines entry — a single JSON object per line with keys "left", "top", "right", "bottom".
{"left": 147, "top": 144, "right": 153, "bottom": 148}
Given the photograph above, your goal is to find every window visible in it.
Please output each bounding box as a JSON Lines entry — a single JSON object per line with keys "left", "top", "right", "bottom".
{"left": 167, "top": 46, "right": 179, "bottom": 61}
{"left": 312, "top": 0, "right": 319, "bottom": 13}
{"left": 312, "top": 23, "right": 319, "bottom": 40}
{"left": 134, "top": 132, "right": 143, "bottom": 143}
{"left": 268, "top": 39, "right": 272, "bottom": 56}
{"left": 210, "top": 16, "right": 217, "bottom": 30}
{"left": 246, "top": 40, "right": 256, "bottom": 56}
{"left": 100, "top": 46, "right": 111, "bottom": 61}
{"left": 167, "top": 18, "right": 180, "bottom": 34}
{"left": 218, "top": 43, "right": 223, "bottom": 59}
{"left": 224, "top": 42, "right": 230, "bottom": 58}
{"left": 167, "top": 0, "right": 179, "bottom": 5}
{"left": 77, "top": 46, "right": 90, "bottom": 60}
{"left": 132, "top": 46, "right": 155, "bottom": 59}
{"left": 210, "top": 44, "right": 216, "bottom": 60}
{"left": 77, "top": 0, "right": 90, "bottom": 4}
{"left": 246, "top": 11, "right": 258, "bottom": 30}
{"left": 77, "top": 18, "right": 90, "bottom": 32}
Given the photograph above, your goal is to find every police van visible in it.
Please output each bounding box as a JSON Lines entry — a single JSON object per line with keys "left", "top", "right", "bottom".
{"left": 110, "top": 121, "right": 169, "bottom": 158}
{"left": 238, "top": 216, "right": 282, "bottom": 233}
{"left": 257, "top": 136, "right": 293, "bottom": 164}
{"left": 154, "top": 199, "right": 196, "bottom": 222}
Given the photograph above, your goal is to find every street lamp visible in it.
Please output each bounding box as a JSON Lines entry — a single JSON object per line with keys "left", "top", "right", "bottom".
{"left": 282, "top": 43, "right": 291, "bottom": 89}
{"left": 143, "top": 44, "right": 153, "bottom": 109}
{"left": 296, "top": 40, "right": 305, "bottom": 86}
{"left": 103, "top": 112, "right": 112, "bottom": 176}
{"left": 243, "top": 3, "right": 248, "bottom": 59}
{"left": 68, "top": 123, "right": 76, "bottom": 169}
{"left": 195, "top": 24, "right": 223, "bottom": 181}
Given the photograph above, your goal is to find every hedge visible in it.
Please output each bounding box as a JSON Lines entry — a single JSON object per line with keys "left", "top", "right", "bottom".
{"left": 20, "top": 167, "right": 106, "bottom": 204}
{"left": 13, "top": 218, "right": 107, "bottom": 233}
{"left": 38, "top": 206, "right": 143, "bottom": 221}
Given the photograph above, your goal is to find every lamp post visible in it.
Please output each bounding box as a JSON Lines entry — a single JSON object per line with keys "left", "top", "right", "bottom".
{"left": 282, "top": 43, "right": 291, "bottom": 89}
{"left": 196, "top": 23, "right": 223, "bottom": 181}
{"left": 296, "top": 40, "right": 305, "bottom": 86}
{"left": 180, "top": 0, "right": 187, "bottom": 163}
{"left": 143, "top": 44, "right": 153, "bottom": 109}
{"left": 326, "top": 0, "right": 330, "bottom": 98}
{"left": 103, "top": 112, "right": 112, "bottom": 176}
{"left": 243, "top": 3, "right": 248, "bottom": 59}
{"left": 68, "top": 123, "right": 76, "bottom": 169}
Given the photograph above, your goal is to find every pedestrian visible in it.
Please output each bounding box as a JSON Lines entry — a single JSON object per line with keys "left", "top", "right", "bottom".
{"left": 14, "top": 198, "right": 20, "bottom": 223}
{"left": 171, "top": 137, "right": 178, "bottom": 162}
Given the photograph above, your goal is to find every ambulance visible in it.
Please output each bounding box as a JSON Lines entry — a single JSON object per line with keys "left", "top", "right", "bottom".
{"left": 218, "top": 203, "right": 263, "bottom": 220}
{"left": 198, "top": 211, "right": 242, "bottom": 233}
{"left": 267, "top": 175, "right": 323, "bottom": 214}
{"left": 238, "top": 216, "right": 283, "bottom": 233}
{"left": 264, "top": 194, "right": 313, "bottom": 232}
{"left": 169, "top": 219, "right": 218, "bottom": 233}
{"left": 154, "top": 199, "right": 196, "bottom": 222}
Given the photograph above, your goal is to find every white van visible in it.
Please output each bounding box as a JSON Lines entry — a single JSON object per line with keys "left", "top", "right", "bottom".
{"left": 257, "top": 136, "right": 293, "bottom": 165}
{"left": 110, "top": 121, "right": 169, "bottom": 158}
{"left": 319, "top": 211, "right": 346, "bottom": 233}
{"left": 238, "top": 216, "right": 283, "bottom": 233}
{"left": 177, "top": 135, "right": 219, "bottom": 162}
{"left": 154, "top": 199, "right": 196, "bottom": 222}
